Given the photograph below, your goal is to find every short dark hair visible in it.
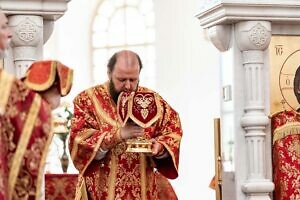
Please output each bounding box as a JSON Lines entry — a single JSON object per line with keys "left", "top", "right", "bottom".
{"left": 107, "top": 51, "right": 143, "bottom": 72}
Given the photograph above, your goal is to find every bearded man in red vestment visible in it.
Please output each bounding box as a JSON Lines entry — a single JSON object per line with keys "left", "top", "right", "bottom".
{"left": 0, "top": 15, "right": 73, "bottom": 199}
{"left": 69, "top": 50, "right": 183, "bottom": 200}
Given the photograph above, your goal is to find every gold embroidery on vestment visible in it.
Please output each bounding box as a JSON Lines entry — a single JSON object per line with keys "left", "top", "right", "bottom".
{"left": 8, "top": 94, "right": 41, "bottom": 200}
{"left": 71, "top": 129, "right": 96, "bottom": 161}
{"left": 108, "top": 153, "right": 117, "bottom": 200}
{"left": 140, "top": 154, "right": 146, "bottom": 200}
{"left": 0, "top": 70, "right": 14, "bottom": 115}
{"left": 273, "top": 122, "right": 300, "bottom": 144}
{"left": 36, "top": 117, "right": 53, "bottom": 200}
{"left": 87, "top": 88, "right": 120, "bottom": 128}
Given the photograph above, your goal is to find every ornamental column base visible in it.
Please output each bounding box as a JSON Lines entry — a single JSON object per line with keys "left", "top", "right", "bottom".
{"left": 242, "top": 180, "right": 274, "bottom": 200}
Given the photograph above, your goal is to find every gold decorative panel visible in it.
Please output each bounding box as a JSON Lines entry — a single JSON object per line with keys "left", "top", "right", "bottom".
{"left": 270, "top": 36, "right": 300, "bottom": 114}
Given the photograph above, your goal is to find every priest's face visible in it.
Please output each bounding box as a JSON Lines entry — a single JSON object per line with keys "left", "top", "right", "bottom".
{"left": 40, "top": 84, "right": 61, "bottom": 110}
{"left": 0, "top": 12, "right": 12, "bottom": 59}
{"left": 108, "top": 52, "right": 140, "bottom": 103}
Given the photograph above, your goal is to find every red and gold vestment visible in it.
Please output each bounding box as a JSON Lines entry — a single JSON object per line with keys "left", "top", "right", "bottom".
{"left": 0, "top": 69, "right": 53, "bottom": 200}
{"left": 271, "top": 110, "right": 300, "bottom": 200}
{"left": 69, "top": 82, "right": 182, "bottom": 200}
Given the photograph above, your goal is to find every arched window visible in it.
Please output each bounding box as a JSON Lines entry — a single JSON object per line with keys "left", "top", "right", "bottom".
{"left": 91, "top": 0, "right": 156, "bottom": 88}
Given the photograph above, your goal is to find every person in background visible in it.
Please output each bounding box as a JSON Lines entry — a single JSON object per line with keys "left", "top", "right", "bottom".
{"left": 69, "top": 50, "right": 182, "bottom": 200}
{"left": 0, "top": 22, "right": 73, "bottom": 199}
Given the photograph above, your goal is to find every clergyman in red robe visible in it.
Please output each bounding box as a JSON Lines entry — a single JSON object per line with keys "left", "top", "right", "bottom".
{"left": 69, "top": 50, "right": 183, "bottom": 200}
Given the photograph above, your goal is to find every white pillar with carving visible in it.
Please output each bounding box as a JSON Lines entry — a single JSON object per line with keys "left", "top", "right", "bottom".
{"left": 197, "top": 1, "right": 300, "bottom": 199}
{"left": 235, "top": 21, "right": 274, "bottom": 200}
{"left": 9, "top": 15, "right": 43, "bottom": 78}
{"left": 0, "top": 0, "right": 70, "bottom": 77}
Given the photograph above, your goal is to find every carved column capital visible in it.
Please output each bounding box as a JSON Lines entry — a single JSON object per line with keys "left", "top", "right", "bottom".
{"left": 8, "top": 15, "right": 43, "bottom": 78}
{"left": 0, "top": 0, "right": 71, "bottom": 78}
{"left": 10, "top": 15, "right": 43, "bottom": 47}
{"left": 235, "top": 21, "right": 271, "bottom": 51}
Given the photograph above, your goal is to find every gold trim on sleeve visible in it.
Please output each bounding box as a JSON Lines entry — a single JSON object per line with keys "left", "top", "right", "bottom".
{"left": 273, "top": 122, "right": 300, "bottom": 144}
{"left": 60, "top": 68, "right": 73, "bottom": 96}
{"left": 70, "top": 129, "right": 97, "bottom": 161}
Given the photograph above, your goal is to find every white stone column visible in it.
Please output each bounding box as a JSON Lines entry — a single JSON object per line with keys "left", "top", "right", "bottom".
{"left": 235, "top": 21, "right": 274, "bottom": 200}
{"left": 9, "top": 15, "right": 43, "bottom": 78}
{"left": 0, "top": 0, "right": 71, "bottom": 77}
{"left": 197, "top": 1, "right": 300, "bottom": 199}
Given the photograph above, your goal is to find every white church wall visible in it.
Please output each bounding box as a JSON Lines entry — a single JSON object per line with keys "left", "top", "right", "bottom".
{"left": 44, "top": 0, "right": 98, "bottom": 103}
{"left": 44, "top": 0, "right": 221, "bottom": 199}
{"left": 154, "top": 1, "right": 221, "bottom": 199}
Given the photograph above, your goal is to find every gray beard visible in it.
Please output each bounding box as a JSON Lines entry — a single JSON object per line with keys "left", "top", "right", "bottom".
{"left": 0, "top": 40, "right": 11, "bottom": 59}
{"left": 0, "top": 49, "right": 8, "bottom": 59}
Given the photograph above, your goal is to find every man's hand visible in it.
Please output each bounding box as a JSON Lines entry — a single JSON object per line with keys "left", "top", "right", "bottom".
{"left": 150, "top": 139, "right": 165, "bottom": 157}
{"left": 120, "top": 122, "right": 144, "bottom": 140}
